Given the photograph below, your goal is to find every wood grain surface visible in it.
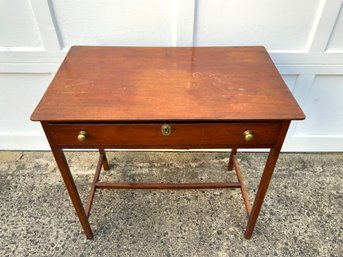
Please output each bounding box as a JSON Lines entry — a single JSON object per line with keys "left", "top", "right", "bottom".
{"left": 31, "top": 46, "right": 304, "bottom": 122}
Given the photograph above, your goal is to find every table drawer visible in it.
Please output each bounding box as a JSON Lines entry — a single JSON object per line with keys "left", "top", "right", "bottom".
{"left": 47, "top": 122, "right": 282, "bottom": 148}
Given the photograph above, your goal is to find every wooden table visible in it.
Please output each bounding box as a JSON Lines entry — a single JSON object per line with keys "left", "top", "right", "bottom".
{"left": 31, "top": 46, "right": 305, "bottom": 239}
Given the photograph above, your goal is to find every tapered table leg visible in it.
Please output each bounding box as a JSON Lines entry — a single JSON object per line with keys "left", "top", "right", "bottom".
{"left": 244, "top": 121, "right": 290, "bottom": 239}
{"left": 50, "top": 148, "right": 93, "bottom": 239}
{"left": 244, "top": 148, "right": 280, "bottom": 239}
{"left": 228, "top": 148, "right": 237, "bottom": 171}
{"left": 99, "top": 149, "right": 110, "bottom": 170}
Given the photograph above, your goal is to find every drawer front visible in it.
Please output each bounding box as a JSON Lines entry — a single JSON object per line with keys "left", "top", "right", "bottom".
{"left": 47, "top": 122, "right": 282, "bottom": 148}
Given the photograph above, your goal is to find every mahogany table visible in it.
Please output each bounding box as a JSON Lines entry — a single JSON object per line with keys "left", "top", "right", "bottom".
{"left": 31, "top": 46, "right": 305, "bottom": 239}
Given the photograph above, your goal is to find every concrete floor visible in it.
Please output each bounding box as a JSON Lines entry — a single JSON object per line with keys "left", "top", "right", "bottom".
{"left": 0, "top": 151, "right": 342, "bottom": 257}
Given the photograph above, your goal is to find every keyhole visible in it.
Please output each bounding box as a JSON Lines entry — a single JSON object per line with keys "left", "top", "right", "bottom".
{"left": 161, "top": 124, "right": 171, "bottom": 136}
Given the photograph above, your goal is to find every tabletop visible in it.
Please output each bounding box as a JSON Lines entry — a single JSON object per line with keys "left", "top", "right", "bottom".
{"left": 31, "top": 46, "right": 305, "bottom": 122}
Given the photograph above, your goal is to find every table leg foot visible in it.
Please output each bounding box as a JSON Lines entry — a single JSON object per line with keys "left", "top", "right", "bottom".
{"left": 85, "top": 234, "right": 94, "bottom": 240}
{"left": 244, "top": 231, "right": 253, "bottom": 239}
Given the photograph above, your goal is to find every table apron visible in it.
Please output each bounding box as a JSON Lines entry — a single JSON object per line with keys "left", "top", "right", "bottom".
{"left": 45, "top": 122, "right": 282, "bottom": 149}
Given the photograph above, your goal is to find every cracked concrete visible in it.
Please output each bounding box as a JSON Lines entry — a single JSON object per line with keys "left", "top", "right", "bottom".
{"left": 0, "top": 151, "right": 342, "bottom": 256}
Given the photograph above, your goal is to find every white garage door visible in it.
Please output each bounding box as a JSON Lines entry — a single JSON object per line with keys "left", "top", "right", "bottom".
{"left": 0, "top": 0, "right": 342, "bottom": 151}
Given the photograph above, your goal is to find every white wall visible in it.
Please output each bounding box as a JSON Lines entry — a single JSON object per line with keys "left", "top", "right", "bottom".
{"left": 0, "top": 0, "right": 343, "bottom": 151}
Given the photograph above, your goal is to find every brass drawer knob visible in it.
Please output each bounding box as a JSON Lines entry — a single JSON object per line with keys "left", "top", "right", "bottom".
{"left": 77, "top": 131, "right": 88, "bottom": 142}
{"left": 243, "top": 130, "right": 254, "bottom": 141}
{"left": 161, "top": 124, "right": 171, "bottom": 136}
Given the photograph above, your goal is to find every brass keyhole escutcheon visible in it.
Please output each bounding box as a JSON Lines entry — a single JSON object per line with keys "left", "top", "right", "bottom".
{"left": 243, "top": 130, "right": 254, "bottom": 142}
{"left": 77, "top": 131, "right": 88, "bottom": 142}
{"left": 161, "top": 124, "right": 171, "bottom": 136}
